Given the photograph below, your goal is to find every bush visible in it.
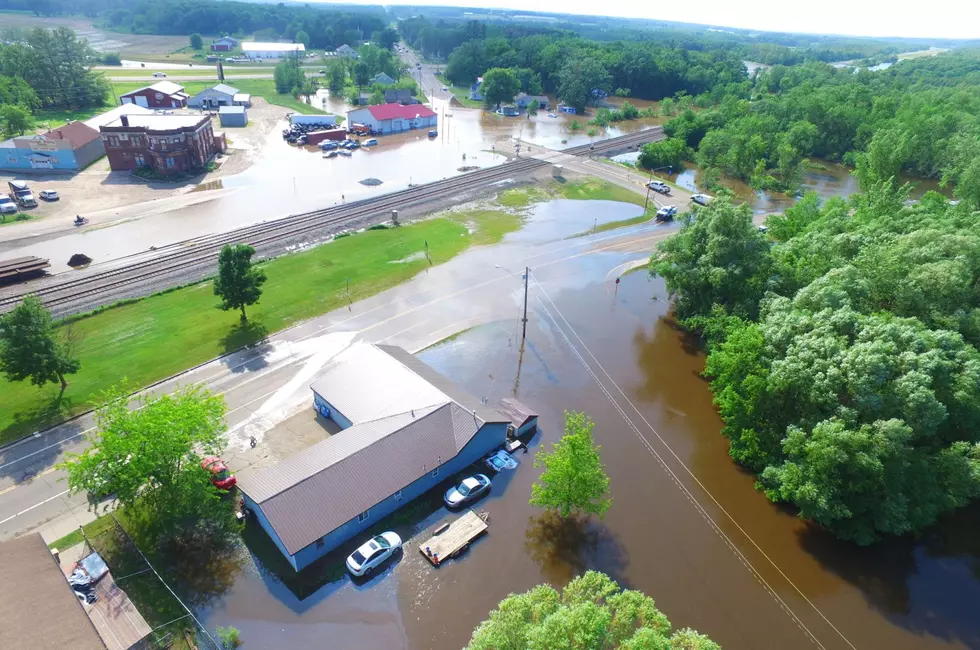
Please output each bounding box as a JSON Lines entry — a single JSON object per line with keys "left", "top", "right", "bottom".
{"left": 102, "top": 52, "right": 121, "bottom": 66}
{"left": 216, "top": 626, "right": 242, "bottom": 649}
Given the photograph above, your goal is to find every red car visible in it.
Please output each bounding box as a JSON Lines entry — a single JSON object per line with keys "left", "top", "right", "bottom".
{"left": 201, "top": 456, "right": 237, "bottom": 490}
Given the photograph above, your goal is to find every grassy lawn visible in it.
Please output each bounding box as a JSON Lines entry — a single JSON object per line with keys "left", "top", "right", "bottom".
{"left": 35, "top": 102, "right": 114, "bottom": 130}
{"left": 437, "top": 74, "right": 484, "bottom": 109}
{"left": 48, "top": 528, "right": 85, "bottom": 551}
{"left": 554, "top": 178, "right": 646, "bottom": 207}
{"left": 0, "top": 219, "right": 470, "bottom": 442}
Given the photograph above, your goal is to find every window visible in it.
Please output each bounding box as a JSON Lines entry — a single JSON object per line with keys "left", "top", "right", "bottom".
{"left": 135, "top": 154, "right": 145, "bottom": 167}
{"left": 393, "top": 490, "right": 403, "bottom": 502}
{"left": 431, "top": 468, "right": 439, "bottom": 478}
{"left": 357, "top": 510, "right": 370, "bottom": 523}
{"left": 165, "top": 156, "right": 175, "bottom": 169}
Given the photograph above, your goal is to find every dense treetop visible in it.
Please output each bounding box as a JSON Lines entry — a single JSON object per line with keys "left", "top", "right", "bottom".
{"left": 653, "top": 186, "right": 980, "bottom": 544}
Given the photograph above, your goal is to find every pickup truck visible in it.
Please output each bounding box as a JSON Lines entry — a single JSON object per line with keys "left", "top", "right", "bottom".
{"left": 647, "top": 180, "right": 671, "bottom": 195}
{"left": 0, "top": 193, "right": 17, "bottom": 215}
{"left": 7, "top": 181, "right": 37, "bottom": 208}
{"left": 656, "top": 205, "right": 678, "bottom": 221}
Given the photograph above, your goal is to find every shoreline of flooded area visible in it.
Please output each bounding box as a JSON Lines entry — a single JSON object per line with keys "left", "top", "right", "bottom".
{"left": 184, "top": 199, "right": 980, "bottom": 650}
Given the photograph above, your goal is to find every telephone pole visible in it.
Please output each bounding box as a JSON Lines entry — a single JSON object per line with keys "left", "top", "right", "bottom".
{"left": 521, "top": 266, "right": 529, "bottom": 344}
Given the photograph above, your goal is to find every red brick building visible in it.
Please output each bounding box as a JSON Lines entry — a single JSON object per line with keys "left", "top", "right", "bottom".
{"left": 100, "top": 114, "right": 225, "bottom": 176}
{"left": 118, "top": 81, "right": 188, "bottom": 109}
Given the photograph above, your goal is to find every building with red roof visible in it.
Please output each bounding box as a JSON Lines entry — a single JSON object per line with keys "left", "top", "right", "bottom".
{"left": 345, "top": 103, "right": 437, "bottom": 135}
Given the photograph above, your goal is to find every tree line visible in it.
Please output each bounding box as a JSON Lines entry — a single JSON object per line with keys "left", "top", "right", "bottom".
{"left": 640, "top": 49, "right": 980, "bottom": 203}
{"left": 0, "top": 27, "right": 109, "bottom": 136}
{"left": 653, "top": 182, "right": 980, "bottom": 545}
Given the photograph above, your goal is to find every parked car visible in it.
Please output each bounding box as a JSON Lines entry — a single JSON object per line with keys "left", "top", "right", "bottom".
{"left": 647, "top": 180, "right": 671, "bottom": 195}
{"left": 758, "top": 225, "right": 769, "bottom": 233}
{"left": 0, "top": 194, "right": 17, "bottom": 215}
{"left": 485, "top": 450, "right": 518, "bottom": 472}
{"left": 362, "top": 138, "right": 378, "bottom": 147}
{"left": 428, "top": 130, "right": 438, "bottom": 138}
{"left": 39, "top": 190, "right": 59, "bottom": 201}
{"left": 441, "top": 85, "right": 448, "bottom": 91}
{"left": 691, "top": 193, "right": 713, "bottom": 206}
{"left": 656, "top": 205, "right": 678, "bottom": 221}
{"left": 444, "top": 474, "right": 491, "bottom": 508}
{"left": 152, "top": 71, "right": 167, "bottom": 78}
{"left": 346, "top": 532, "right": 402, "bottom": 577}
{"left": 201, "top": 456, "right": 237, "bottom": 490}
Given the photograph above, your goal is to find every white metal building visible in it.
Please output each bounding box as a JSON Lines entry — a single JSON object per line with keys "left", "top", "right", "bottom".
{"left": 241, "top": 42, "right": 306, "bottom": 59}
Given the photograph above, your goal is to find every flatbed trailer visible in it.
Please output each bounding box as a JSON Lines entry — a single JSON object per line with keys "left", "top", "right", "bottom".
{"left": 419, "top": 510, "right": 489, "bottom": 566}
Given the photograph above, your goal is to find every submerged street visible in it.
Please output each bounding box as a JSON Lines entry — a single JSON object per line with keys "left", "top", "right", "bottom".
{"left": 1, "top": 199, "right": 977, "bottom": 650}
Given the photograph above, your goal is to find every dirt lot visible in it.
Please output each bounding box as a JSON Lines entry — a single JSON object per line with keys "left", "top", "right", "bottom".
{"left": 0, "top": 13, "right": 187, "bottom": 54}
{"left": 0, "top": 99, "right": 289, "bottom": 246}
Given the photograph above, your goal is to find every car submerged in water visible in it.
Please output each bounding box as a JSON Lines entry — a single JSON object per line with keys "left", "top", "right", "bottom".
{"left": 444, "top": 474, "right": 491, "bottom": 508}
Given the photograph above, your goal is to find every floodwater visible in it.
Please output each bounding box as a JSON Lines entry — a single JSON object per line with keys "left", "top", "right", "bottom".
{"left": 189, "top": 199, "right": 980, "bottom": 650}
{"left": 1, "top": 97, "right": 660, "bottom": 270}
{"left": 652, "top": 161, "right": 950, "bottom": 214}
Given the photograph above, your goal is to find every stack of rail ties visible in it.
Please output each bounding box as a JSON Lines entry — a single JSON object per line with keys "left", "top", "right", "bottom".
{"left": 0, "top": 255, "right": 49, "bottom": 285}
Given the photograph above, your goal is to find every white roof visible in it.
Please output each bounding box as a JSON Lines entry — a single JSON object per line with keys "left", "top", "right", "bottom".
{"left": 104, "top": 115, "right": 208, "bottom": 130}
{"left": 233, "top": 93, "right": 250, "bottom": 102}
{"left": 242, "top": 42, "right": 306, "bottom": 52}
{"left": 84, "top": 104, "right": 153, "bottom": 130}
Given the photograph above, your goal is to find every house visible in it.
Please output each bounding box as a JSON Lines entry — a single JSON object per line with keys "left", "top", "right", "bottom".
{"left": 0, "top": 533, "right": 106, "bottom": 650}
{"left": 514, "top": 93, "right": 549, "bottom": 109}
{"left": 383, "top": 88, "right": 419, "bottom": 105}
{"left": 345, "top": 103, "right": 437, "bottom": 135}
{"left": 219, "top": 105, "right": 248, "bottom": 127}
{"left": 497, "top": 104, "right": 520, "bottom": 116}
{"left": 241, "top": 41, "right": 305, "bottom": 59}
{"left": 211, "top": 36, "right": 238, "bottom": 52}
{"left": 468, "top": 78, "right": 484, "bottom": 101}
{"left": 0, "top": 121, "right": 104, "bottom": 172}
{"left": 100, "top": 114, "right": 225, "bottom": 176}
{"left": 559, "top": 104, "right": 577, "bottom": 114}
{"left": 187, "top": 84, "right": 240, "bottom": 109}
{"left": 238, "top": 343, "right": 510, "bottom": 571}
{"left": 335, "top": 44, "right": 359, "bottom": 58}
{"left": 371, "top": 72, "right": 396, "bottom": 86}
{"left": 118, "top": 81, "right": 188, "bottom": 109}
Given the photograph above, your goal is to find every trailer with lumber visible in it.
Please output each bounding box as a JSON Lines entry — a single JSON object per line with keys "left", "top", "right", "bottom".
{"left": 419, "top": 510, "right": 489, "bottom": 566}
{"left": 0, "top": 255, "right": 50, "bottom": 285}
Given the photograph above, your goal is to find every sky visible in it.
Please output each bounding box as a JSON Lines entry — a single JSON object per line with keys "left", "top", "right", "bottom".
{"left": 320, "top": 0, "right": 980, "bottom": 40}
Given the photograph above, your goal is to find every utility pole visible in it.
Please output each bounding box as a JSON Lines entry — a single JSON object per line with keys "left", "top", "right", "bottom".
{"left": 521, "top": 266, "right": 529, "bottom": 344}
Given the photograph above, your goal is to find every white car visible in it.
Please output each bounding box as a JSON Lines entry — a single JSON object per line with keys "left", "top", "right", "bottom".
{"left": 485, "top": 450, "right": 518, "bottom": 472}
{"left": 691, "top": 193, "right": 713, "bottom": 206}
{"left": 0, "top": 194, "right": 17, "bottom": 214}
{"left": 441, "top": 85, "right": 448, "bottom": 91}
{"left": 39, "top": 190, "right": 59, "bottom": 201}
{"left": 346, "top": 531, "right": 402, "bottom": 577}
{"left": 152, "top": 71, "right": 167, "bottom": 78}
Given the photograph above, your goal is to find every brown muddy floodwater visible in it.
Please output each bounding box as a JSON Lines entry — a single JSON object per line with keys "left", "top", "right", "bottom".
{"left": 191, "top": 200, "right": 980, "bottom": 650}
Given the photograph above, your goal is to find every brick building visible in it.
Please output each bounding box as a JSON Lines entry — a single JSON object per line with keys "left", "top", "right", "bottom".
{"left": 100, "top": 114, "right": 225, "bottom": 176}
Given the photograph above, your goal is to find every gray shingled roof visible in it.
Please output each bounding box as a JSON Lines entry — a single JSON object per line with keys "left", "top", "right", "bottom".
{"left": 238, "top": 343, "right": 508, "bottom": 555}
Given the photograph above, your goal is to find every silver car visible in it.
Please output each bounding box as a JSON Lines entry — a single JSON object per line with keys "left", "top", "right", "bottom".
{"left": 444, "top": 474, "right": 491, "bottom": 508}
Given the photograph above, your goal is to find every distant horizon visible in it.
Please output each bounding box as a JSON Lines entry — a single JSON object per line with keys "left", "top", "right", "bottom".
{"left": 306, "top": 0, "right": 980, "bottom": 40}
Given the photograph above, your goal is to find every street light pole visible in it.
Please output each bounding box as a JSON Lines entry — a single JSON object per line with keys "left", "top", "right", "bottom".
{"left": 522, "top": 266, "right": 529, "bottom": 344}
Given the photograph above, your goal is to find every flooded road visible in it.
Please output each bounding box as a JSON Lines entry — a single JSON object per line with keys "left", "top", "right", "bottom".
{"left": 1, "top": 97, "right": 663, "bottom": 271}
{"left": 189, "top": 199, "right": 980, "bottom": 650}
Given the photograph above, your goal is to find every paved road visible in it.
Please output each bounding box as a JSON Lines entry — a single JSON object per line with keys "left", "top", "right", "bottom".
{"left": 398, "top": 47, "right": 452, "bottom": 104}
{"left": 0, "top": 223, "right": 670, "bottom": 542}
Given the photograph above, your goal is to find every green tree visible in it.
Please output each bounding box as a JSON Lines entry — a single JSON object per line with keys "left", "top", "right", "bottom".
{"left": 0, "top": 103, "right": 34, "bottom": 137}
{"left": 651, "top": 197, "right": 772, "bottom": 320}
{"left": 273, "top": 55, "right": 305, "bottom": 94}
{"left": 189, "top": 33, "right": 202, "bottom": 49}
{"left": 373, "top": 27, "right": 398, "bottom": 50}
{"left": 0, "top": 27, "right": 107, "bottom": 109}
{"left": 466, "top": 571, "right": 718, "bottom": 650}
{"left": 368, "top": 88, "right": 385, "bottom": 105}
{"left": 659, "top": 97, "right": 676, "bottom": 116}
{"left": 352, "top": 61, "right": 370, "bottom": 89}
{"left": 216, "top": 626, "right": 242, "bottom": 649}
{"left": 295, "top": 30, "right": 310, "bottom": 47}
{"left": 557, "top": 55, "right": 611, "bottom": 113}
{"left": 529, "top": 411, "right": 611, "bottom": 518}
{"left": 481, "top": 67, "right": 520, "bottom": 109}
{"left": 213, "top": 244, "right": 267, "bottom": 322}
{"left": 324, "top": 58, "right": 347, "bottom": 93}
{"left": 638, "top": 137, "right": 686, "bottom": 171}
{"left": 0, "top": 295, "right": 79, "bottom": 395}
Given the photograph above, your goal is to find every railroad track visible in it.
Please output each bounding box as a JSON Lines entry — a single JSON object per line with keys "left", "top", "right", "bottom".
{"left": 564, "top": 127, "right": 665, "bottom": 156}
{"left": 0, "top": 158, "right": 547, "bottom": 313}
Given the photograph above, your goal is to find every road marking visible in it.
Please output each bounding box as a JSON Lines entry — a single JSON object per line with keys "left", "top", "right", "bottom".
{"left": 0, "top": 489, "right": 70, "bottom": 527}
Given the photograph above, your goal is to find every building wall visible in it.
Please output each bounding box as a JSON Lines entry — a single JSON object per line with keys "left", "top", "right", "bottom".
{"left": 375, "top": 114, "right": 436, "bottom": 135}
{"left": 0, "top": 140, "right": 79, "bottom": 172}
{"left": 219, "top": 111, "right": 247, "bottom": 127}
{"left": 120, "top": 88, "right": 185, "bottom": 109}
{"left": 188, "top": 89, "right": 234, "bottom": 109}
{"left": 312, "top": 393, "right": 353, "bottom": 429}
{"left": 286, "top": 421, "right": 508, "bottom": 571}
{"left": 102, "top": 120, "right": 219, "bottom": 175}
{"left": 345, "top": 108, "right": 380, "bottom": 132}
{"left": 242, "top": 493, "right": 297, "bottom": 571}
{"left": 73, "top": 137, "right": 106, "bottom": 169}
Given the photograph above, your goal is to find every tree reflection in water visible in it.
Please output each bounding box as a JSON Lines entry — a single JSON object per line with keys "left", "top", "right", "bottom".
{"left": 524, "top": 510, "right": 628, "bottom": 586}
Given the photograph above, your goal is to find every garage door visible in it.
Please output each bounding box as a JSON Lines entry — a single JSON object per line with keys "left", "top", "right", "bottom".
{"left": 30, "top": 158, "right": 53, "bottom": 169}
{"left": 135, "top": 96, "right": 148, "bottom": 108}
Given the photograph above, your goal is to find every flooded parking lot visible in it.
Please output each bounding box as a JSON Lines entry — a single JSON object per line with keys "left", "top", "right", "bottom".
{"left": 183, "top": 199, "right": 979, "bottom": 650}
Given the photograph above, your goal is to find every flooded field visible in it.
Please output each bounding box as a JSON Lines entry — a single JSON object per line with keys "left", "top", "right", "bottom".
{"left": 186, "top": 199, "right": 979, "bottom": 650}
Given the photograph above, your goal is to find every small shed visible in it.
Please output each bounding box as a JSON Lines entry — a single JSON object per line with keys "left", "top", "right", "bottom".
{"left": 218, "top": 105, "right": 248, "bottom": 127}
{"left": 233, "top": 93, "right": 251, "bottom": 107}
{"left": 496, "top": 398, "right": 539, "bottom": 437}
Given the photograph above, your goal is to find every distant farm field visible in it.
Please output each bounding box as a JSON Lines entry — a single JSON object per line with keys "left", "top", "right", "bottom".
{"left": 0, "top": 12, "right": 187, "bottom": 54}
